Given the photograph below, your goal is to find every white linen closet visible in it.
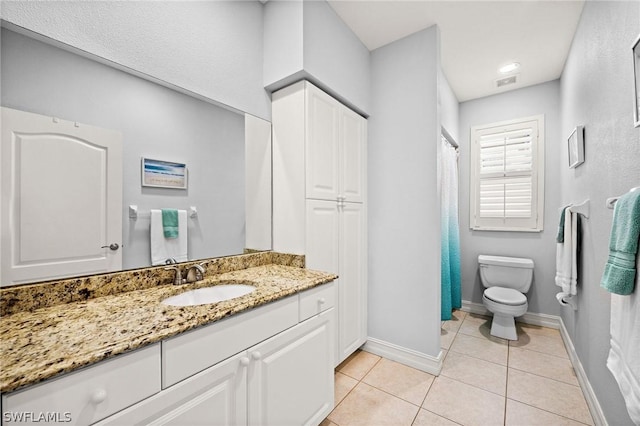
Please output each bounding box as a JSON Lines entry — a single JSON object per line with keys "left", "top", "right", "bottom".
{"left": 272, "top": 81, "right": 367, "bottom": 365}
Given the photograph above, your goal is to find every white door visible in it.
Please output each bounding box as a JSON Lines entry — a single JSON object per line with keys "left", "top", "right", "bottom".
{"left": 95, "top": 352, "right": 248, "bottom": 426}
{"left": 1, "top": 107, "right": 122, "bottom": 285}
{"left": 340, "top": 108, "right": 366, "bottom": 203}
{"left": 338, "top": 202, "right": 367, "bottom": 364}
{"left": 305, "top": 83, "right": 340, "bottom": 201}
{"left": 248, "top": 310, "right": 335, "bottom": 426}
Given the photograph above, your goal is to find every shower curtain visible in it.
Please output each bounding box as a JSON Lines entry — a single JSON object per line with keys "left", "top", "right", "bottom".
{"left": 441, "top": 135, "right": 461, "bottom": 321}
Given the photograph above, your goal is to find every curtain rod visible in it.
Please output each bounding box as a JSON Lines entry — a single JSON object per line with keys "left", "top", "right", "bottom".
{"left": 441, "top": 126, "right": 459, "bottom": 148}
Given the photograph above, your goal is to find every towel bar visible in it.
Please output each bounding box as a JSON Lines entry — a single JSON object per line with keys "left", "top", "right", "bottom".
{"left": 568, "top": 199, "right": 590, "bottom": 219}
{"left": 606, "top": 186, "right": 640, "bottom": 209}
{"left": 129, "top": 205, "right": 198, "bottom": 219}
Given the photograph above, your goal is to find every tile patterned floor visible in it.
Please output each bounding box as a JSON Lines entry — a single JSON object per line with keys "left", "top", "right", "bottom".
{"left": 322, "top": 310, "right": 594, "bottom": 426}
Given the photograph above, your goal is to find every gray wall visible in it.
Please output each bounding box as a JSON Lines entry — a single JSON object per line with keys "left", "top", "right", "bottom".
{"left": 458, "top": 80, "right": 562, "bottom": 316}
{"left": 1, "top": 29, "right": 245, "bottom": 271}
{"left": 263, "top": 0, "right": 304, "bottom": 92}
{"left": 0, "top": 0, "right": 269, "bottom": 120}
{"left": 559, "top": 1, "right": 640, "bottom": 424}
{"left": 439, "top": 70, "right": 460, "bottom": 143}
{"left": 368, "top": 26, "right": 441, "bottom": 357}
{"left": 263, "top": 0, "right": 371, "bottom": 116}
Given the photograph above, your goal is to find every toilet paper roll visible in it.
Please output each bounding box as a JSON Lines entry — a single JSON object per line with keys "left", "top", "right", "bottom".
{"left": 556, "top": 292, "right": 578, "bottom": 310}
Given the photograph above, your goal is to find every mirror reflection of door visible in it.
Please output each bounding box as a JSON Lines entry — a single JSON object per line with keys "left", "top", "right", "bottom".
{"left": 1, "top": 107, "right": 122, "bottom": 285}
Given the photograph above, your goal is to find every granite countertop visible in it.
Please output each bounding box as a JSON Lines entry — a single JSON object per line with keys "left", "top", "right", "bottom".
{"left": 0, "top": 264, "right": 337, "bottom": 393}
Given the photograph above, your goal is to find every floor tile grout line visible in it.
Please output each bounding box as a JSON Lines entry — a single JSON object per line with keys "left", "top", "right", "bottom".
{"left": 507, "top": 365, "right": 583, "bottom": 388}
{"left": 506, "top": 397, "right": 594, "bottom": 426}
{"left": 506, "top": 364, "right": 581, "bottom": 387}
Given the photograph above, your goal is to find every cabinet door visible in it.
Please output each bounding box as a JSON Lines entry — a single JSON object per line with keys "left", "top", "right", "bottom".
{"left": 305, "top": 83, "right": 340, "bottom": 201}
{"left": 248, "top": 309, "right": 335, "bottom": 426}
{"left": 96, "top": 352, "right": 248, "bottom": 426}
{"left": 340, "top": 108, "right": 366, "bottom": 203}
{"left": 338, "top": 202, "right": 367, "bottom": 364}
{"left": 305, "top": 200, "right": 339, "bottom": 275}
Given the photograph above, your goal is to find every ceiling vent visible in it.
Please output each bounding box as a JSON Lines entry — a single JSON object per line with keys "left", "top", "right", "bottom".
{"left": 496, "top": 74, "right": 518, "bottom": 88}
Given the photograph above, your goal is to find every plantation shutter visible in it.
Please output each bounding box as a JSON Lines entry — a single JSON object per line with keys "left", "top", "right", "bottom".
{"left": 471, "top": 117, "right": 543, "bottom": 231}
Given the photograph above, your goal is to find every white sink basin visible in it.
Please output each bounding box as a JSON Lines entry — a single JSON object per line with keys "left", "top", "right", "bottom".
{"left": 162, "top": 284, "right": 256, "bottom": 307}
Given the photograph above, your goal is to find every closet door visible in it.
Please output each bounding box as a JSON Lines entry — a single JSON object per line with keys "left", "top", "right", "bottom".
{"left": 340, "top": 108, "right": 366, "bottom": 203}
{"left": 338, "top": 202, "right": 367, "bottom": 364}
{"left": 305, "top": 83, "right": 340, "bottom": 201}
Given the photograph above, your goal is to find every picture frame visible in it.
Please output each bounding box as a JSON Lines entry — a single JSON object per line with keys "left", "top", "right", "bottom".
{"left": 633, "top": 33, "right": 640, "bottom": 128}
{"left": 141, "top": 157, "right": 188, "bottom": 189}
{"left": 568, "top": 125, "right": 585, "bottom": 169}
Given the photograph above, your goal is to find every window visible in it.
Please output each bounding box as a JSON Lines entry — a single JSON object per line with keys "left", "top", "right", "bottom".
{"left": 470, "top": 115, "right": 544, "bottom": 232}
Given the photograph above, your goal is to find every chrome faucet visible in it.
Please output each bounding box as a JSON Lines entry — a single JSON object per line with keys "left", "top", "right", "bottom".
{"left": 186, "top": 263, "right": 206, "bottom": 283}
{"left": 164, "top": 265, "right": 185, "bottom": 285}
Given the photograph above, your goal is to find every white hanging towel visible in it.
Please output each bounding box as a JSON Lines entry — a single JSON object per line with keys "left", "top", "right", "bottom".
{"left": 607, "top": 291, "right": 640, "bottom": 424}
{"left": 555, "top": 207, "right": 578, "bottom": 299}
{"left": 150, "top": 209, "right": 188, "bottom": 266}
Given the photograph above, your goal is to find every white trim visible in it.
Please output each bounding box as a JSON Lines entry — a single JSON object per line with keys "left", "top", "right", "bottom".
{"left": 470, "top": 114, "right": 545, "bottom": 232}
{"left": 362, "top": 337, "right": 443, "bottom": 376}
{"left": 460, "top": 300, "right": 607, "bottom": 426}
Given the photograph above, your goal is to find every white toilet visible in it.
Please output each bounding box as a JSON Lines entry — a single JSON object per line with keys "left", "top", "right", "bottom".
{"left": 478, "top": 255, "right": 534, "bottom": 340}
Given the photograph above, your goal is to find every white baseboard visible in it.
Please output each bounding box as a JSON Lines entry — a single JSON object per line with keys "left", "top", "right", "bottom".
{"left": 558, "top": 318, "right": 608, "bottom": 426}
{"left": 362, "top": 337, "right": 443, "bottom": 376}
{"left": 460, "top": 300, "right": 607, "bottom": 426}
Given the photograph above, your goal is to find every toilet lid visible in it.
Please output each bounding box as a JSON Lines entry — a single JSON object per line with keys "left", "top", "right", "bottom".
{"left": 484, "top": 287, "right": 527, "bottom": 306}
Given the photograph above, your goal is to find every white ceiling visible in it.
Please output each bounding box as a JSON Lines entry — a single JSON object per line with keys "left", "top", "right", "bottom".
{"left": 327, "top": 0, "right": 585, "bottom": 102}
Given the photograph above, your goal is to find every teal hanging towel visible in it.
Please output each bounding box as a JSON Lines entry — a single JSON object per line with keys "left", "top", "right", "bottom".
{"left": 601, "top": 190, "right": 640, "bottom": 295}
{"left": 162, "top": 209, "right": 180, "bottom": 239}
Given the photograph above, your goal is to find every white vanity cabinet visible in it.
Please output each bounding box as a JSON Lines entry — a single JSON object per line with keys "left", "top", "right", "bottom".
{"left": 95, "top": 282, "right": 335, "bottom": 426}
{"left": 273, "top": 81, "right": 367, "bottom": 366}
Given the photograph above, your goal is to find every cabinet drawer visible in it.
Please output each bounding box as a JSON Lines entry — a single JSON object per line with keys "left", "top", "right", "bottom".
{"left": 162, "top": 295, "right": 298, "bottom": 388}
{"left": 299, "top": 281, "right": 335, "bottom": 322}
{"left": 2, "top": 344, "right": 160, "bottom": 425}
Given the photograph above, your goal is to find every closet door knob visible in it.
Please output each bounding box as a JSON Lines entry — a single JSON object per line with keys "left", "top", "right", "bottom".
{"left": 101, "top": 243, "right": 120, "bottom": 251}
{"left": 318, "top": 298, "right": 326, "bottom": 305}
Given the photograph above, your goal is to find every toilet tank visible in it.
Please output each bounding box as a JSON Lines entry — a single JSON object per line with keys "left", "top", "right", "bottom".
{"left": 478, "top": 255, "right": 534, "bottom": 293}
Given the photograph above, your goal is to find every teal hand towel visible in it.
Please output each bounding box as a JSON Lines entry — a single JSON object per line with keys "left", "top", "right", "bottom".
{"left": 557, "top": 205, "right": 570, "bottom": 243}
{"left": 162, "top": 209, "right": 179, "bottom": 239}
{"left": 601, "top": 190, "right": 640, "bottom": 295}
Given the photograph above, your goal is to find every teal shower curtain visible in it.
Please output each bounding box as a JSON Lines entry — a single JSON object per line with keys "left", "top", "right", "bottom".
{"left": 441, "top": 135, "right": 461, "bottom": 320}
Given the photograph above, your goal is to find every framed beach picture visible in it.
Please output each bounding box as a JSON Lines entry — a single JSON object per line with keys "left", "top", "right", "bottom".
{"left": 141, "top": 157, "right": 188, "bottom": 189}
{"left": 568, "top": 126, "right": 585, "bottom": 169}
{"left": 633, "top": 34, "right": 640, "bottom": 128}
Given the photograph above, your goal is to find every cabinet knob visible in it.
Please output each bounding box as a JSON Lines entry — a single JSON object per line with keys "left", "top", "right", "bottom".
{"left": 318, "top": 298, "right": 326, "bottom": 305}
{"left": 251, "top": 351, "right": 262, "bottom": 361}
{"left": 91, "top": 388, "right": 107, "bottom": 404}
{"left": 240, "top": 357, "right": 250, "bottom": 367}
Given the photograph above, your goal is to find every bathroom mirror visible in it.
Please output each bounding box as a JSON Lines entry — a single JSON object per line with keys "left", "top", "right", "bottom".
{"left": 0, "top": 27, "right": 272, "bottom": 286}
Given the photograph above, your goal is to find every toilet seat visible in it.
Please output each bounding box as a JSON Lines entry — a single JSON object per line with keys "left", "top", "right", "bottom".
{"left": 484, "top": 287, "right": 526, "bottom": 306}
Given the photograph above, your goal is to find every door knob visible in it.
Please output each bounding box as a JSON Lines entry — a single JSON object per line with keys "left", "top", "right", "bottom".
{"left": 101, "top": 243, "right": 120, "bottom": 251}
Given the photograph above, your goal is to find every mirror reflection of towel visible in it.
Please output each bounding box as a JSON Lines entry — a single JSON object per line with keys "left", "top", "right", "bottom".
{"left": 151, "top": 209, "right": 187, "bottom": 266}
{"left": 162, "top": 209, "right": 179, "bottom": 238}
